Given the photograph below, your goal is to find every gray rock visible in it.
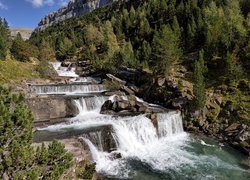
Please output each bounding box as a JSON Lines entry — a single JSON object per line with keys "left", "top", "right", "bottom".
{"left": 34, "top": 0, "right": 117, "bottom": 33}
{"left": 157, "top": 77, "right": 166, "bottom": 86}
{"left": 27, "top": 96, "right": 79, "bottom": 123}
{"left": 107, "top": 74, "right": 126, "bottom": 85}
{"left": 100, "top": 95, "right": 149, "bottom": 114}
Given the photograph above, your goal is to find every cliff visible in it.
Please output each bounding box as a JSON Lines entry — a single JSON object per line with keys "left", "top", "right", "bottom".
{"left": 10, "top": 28, "right": 33, "bottom": 40}
{"left": 33, "top": 0, "right": 117, "bottom": 33}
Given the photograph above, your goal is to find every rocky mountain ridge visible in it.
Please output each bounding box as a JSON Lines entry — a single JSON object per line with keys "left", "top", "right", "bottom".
{"left": 33, "top": 0, "right": 117, "bottom": 33}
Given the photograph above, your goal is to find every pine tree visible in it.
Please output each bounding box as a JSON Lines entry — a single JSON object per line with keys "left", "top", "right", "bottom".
{"left": 172, "top": 16, "right": 181, "bottom": 41}
{"left": 11, "top": 33, "right": 38, "bottom": 61}
{"left": 193, "top": 50, "right": 206, "bottom": 110}
{"left": 151, "top": 25, "right": 181, "bottom": 76}
{"left": 0, "top": 86, "right": 34, "bottom": 178}
{"left": 141, "top": 40, "right": 151, "bottom": 67}
{"left": 121, "top": 40, "right": 137, "bottom": 68}
{"left": 39, "top": 39, "right": 56, "bottom": 61}
{"left": 37, "top": 143, "right": 49, "bottom": 164}
{"left": 0, "top": 86, "right": 73, "bottom": 179}
{"left": 0, "top": 18, "right": 10, "bottom": 59}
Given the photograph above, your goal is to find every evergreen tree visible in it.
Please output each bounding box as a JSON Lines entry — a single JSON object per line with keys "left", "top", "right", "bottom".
{"left": 193, "top": 50, "right": 206, "bottom": 110}
{"left": 0, "top": 86, "right": 34, "bottom": 178}
{"left": 121, "top": 40, "right": 138, "bottom": 68}
{"left": 11, "top": 33, "right": 38, "bottom": 61}
{"left": 0, "top": 86, "right": 73, "bottom": 179}
{"left": 0, "top": 18, "right": 10, "bottom": 59}
{"left": 151, "top": 25, "right": 181, "bottom": 76}
{"left": 172, "top": 16, "right": 181, "bottom": 40}
{"left": 39, "top": 39, "right": 56, "bottom": 61}
{"left": 141, "top": 40, "right": 151, "bottom": 67}
{"left": 56, "top": 36, "right": 74, "bottom": 60}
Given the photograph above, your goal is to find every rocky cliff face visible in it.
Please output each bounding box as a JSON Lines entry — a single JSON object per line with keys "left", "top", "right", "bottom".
{"left": 34, "top": 0, "right": 117, "bottom": 33}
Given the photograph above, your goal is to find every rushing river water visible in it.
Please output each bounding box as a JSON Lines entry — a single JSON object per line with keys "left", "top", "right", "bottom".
{"left": 35, "top": 112, "right": 250, "bottom": 180}
{"left": 34, "top": 62, "right": 249, "bottom": 180}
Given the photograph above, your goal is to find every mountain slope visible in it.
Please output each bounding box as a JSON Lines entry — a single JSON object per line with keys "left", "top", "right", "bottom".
{"left": 34, "top": 0, "right": 119, "bottom": 33}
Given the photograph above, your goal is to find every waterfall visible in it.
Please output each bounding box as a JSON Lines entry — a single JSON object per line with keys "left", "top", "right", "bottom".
{"left": 69, "top": 76, "right": 101, "bottom": 83}
{"left": 51, "top": 62, "right": 79, "bottom": 77}
{"left": 82, "top": 111, "right": 184, "bottom": 152}
{"left": 82, "top": 131, "right": 104, "bottom": 151}
{"left": 78, "top": 111, "right": 186, "bottom": 177}
{"left": 74, "top": 96, "right": 108, "bottom": 113}
{"left": 30, "top": 84, "right": 106, "bottom": 94}
{"left": 157, "top": 111, "right": 184, "bottom": 137}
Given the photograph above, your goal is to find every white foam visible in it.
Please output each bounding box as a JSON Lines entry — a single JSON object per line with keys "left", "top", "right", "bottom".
{"left": 50, "top": 62, "right": 79, "bottom": 77}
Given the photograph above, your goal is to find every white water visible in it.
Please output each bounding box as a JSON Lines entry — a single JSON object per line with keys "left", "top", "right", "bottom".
{"left": 74, "top": 96, "right": 108, "bottom": 114}
{"left": 51, "top": 62, "right": 79, "bottom": 77}
{"left": 66, "top": 112, "right": 187, "bottom": 178}
{"left": 69, "top": 77, "right": 101, "bottom": 83}
{"left": 157, "top": 111, "right": 184, "bottom": 137}
{"left": 30, "top": 84, "right": 106, "bottom": 94}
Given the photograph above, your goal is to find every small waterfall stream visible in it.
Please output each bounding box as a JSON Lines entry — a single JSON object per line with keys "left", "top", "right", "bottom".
{"left": 34, "top": 61, "right": 250, "bottom": 180}
{"left": 51, "top": 62, "right": 78, "bottom": 77}
{"left": 74, "top": 96, "right": 108, "bottom": 113}
{"left": 30, "top": 84, "right": 106, "bottom": 94}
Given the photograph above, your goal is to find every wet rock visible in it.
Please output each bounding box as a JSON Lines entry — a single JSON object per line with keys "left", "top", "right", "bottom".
{"left": 147, "top": 113, "right": 158, "bottom": 128}
{"left": 236, "top": 131, "right": 249, "bottom": 142}
{"left": 61, "top": 61, "right": 73, "bottom": 67}
{"left": 110, "top": 152, "right": 122, "bottom": 160}
{"left": 80, "top": 125, "right": 117, "bottom": 153}
{"left": 105, "top": 91, "right": 125, "bottom": 96}
{"left": 101, "top": 100, "right": 113, "bottom": 112}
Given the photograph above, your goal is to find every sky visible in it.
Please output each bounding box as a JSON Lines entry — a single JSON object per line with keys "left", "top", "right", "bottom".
{"left": 0, "top": 0, "right": 70, "bottom": 28}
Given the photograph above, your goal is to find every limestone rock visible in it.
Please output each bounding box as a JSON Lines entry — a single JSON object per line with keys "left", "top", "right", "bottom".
{"left": 34, "top": 0, "right": 117, "bottom": 33}
{"left": 27, "top": 96, "right": 79, "bottom": 123}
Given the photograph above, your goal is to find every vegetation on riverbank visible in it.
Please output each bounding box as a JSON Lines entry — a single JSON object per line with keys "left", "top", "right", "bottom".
{"left": 0, "top": 57, "right": 39, "bottom": 84}
{"left": 0, "top": 86, "right": 74, "bottom": 179}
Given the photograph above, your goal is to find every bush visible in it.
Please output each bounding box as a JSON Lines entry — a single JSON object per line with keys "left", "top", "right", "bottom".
{"left": 77, "top": 163, "right": 96, "bottom": 180}
{"left": 36, "top": 60, "right": 52, "bottom": 78}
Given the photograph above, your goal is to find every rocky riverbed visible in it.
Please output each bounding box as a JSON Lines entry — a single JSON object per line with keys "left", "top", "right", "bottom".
{"left": 24, "top": 61, "right": 249, "bottom": 179}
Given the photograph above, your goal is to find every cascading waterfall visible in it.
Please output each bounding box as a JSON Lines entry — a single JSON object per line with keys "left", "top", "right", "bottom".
{"left": 30, "top": 84, "right": 106, "bottom": 94}
{"left": 80, "top": 112, "right": 189, "bottom": 178}
{"left": 51, "top": 62, "right": 79, "bottom": 77}
{"left": 157, "top": 111, "right": 184, "bottom": 137}
{"left": 74, "top": 96, "right": 108, "bottom": 113}
{"left": 34, "top": 61, "right": 250, "bottom": 179}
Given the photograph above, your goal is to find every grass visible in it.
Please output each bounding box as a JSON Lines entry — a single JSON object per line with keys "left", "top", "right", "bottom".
{"left": 0, "top": 56, "right": 40, "bottom": 84}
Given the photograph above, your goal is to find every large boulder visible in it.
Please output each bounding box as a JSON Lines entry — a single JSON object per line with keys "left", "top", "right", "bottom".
{"left": 80, "top": 125, "right": 117, "bottom": 153}
{"left": 27, "top": 96, "right": 79, "bottom": 123}
{"left": 105, "top": 74, "right": 137, "bottom": 95}
{"left": 100, "top": 95, "right": 149, "bottom": 114}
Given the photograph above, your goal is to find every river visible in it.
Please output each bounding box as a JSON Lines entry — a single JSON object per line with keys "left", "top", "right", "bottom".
{"left": 33, "top": 62, "right": 250, "bottom": 180}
